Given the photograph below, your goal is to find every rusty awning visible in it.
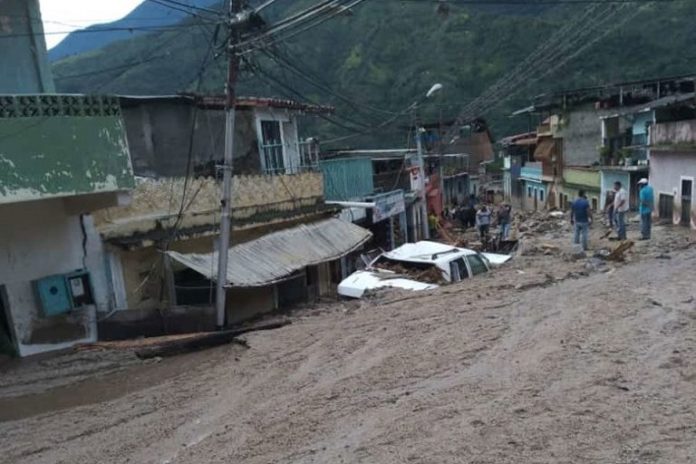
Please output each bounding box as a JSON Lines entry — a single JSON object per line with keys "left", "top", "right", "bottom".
{"left": 534, "top": 138, "right": 556, "bottom": 161}
{"left": 166, "top": 218, "right": 372, "bottom": 287}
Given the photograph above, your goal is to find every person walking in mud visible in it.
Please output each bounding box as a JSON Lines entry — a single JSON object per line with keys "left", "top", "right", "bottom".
{"left": 476, "top": 204, "right": 492, "bottom": 242}
{"left": 570, "top": 190, "right": 592, "bottom": 250}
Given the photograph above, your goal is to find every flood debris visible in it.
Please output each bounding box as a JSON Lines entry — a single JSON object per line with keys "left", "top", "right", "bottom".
{"left": 607, "top": 240, "right": 635, "bottom": 262}
{"left": 134, "top": 320, "right": 291, "bottom": 359}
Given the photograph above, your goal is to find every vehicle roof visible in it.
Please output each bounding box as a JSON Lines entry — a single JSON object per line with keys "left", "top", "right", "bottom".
{"left": 380, "top": 241, "right": 478, "bottom": 265}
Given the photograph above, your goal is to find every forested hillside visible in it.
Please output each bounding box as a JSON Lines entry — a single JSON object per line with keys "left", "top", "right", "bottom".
{"left": 48, "top": 0, "right": 217, "bottom": 61}
{"left": 52, "top": 0, "right": 696, "bottom": 146}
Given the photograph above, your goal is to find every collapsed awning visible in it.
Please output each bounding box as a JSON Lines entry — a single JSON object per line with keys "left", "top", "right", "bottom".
{"left": 166, "top": 218, "right": 372, "bottom": 288}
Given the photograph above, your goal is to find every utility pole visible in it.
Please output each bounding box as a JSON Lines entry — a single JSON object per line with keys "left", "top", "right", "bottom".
{"left": 216, "top": 0, "right": 244, "bottom": 328}
{"left": 415, "top": 127, "right": 430, "bottom": 240}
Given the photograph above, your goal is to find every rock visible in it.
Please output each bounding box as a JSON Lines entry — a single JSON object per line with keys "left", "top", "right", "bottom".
{"left": 593, "top": 249, "right": 611, "bottom": 260}
{"left": 565, "top": 244, "right": 586, "bottom": 260}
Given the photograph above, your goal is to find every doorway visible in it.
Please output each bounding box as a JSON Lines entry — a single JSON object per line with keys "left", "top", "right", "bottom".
{"left": 659, "top": 193, "right": 674, "bottom": 220}
{"left": 681, "top": 179, "right": 693, "bottom": 226}
{"left": 0, "top": 286, "right": 16, "bottom": 357}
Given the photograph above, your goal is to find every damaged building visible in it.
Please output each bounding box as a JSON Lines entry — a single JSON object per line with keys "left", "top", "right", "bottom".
{"left": 92, "top": 95, "right": 371, "bottom": 336}
{"left": 0, "top": 0, "right": 135, "bottom": 357}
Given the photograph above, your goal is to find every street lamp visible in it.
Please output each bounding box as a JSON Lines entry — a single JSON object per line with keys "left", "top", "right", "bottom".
{"left": 415, "top": 83, "right": 443, "bottom": 240}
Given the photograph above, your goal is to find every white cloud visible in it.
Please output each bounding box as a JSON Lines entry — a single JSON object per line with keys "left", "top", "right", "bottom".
{"left": 38, "top": 0, "right": 144, "bottom": 49}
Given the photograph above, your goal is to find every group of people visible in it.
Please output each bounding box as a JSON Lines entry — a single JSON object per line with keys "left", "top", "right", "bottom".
{"left": 570, "top": 178, "right": 654, "bottom": 250}
{"left": 444, "top": 196, "right": 512, "bottom": 242}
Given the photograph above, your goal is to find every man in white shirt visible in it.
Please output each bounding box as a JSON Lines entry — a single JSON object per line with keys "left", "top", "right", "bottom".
{"left": 613, "top": 181, "right": 629, "bottom": 240}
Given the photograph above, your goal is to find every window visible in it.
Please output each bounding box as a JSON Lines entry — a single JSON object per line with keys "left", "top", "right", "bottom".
{"left": 260, "top": 120, "right": 284, "bottom": 174}
{"left": 466, "top": 254, "right": 488, "bottom": 276}
{"left": 449, "top": 258, "right": 469, "bottom": 282}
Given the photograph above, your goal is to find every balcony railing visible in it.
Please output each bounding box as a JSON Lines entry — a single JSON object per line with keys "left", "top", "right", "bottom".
{"left": 520, "top": 162, "right": 542, "bottom": 181}
{"left": 262, "top": 138, "right": 320, "bottom": 175}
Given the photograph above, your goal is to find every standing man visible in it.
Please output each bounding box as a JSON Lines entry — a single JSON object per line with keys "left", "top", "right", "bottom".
{"left": 496, "top": 202, "right": 512, "bottom": 240}
{"left": 476, "top": 205, "right": 492, "bottom": 242}
{"left": 638, "top": 178, "right": 654, "bottom": 240}
{"left": 613, "top": 181, "right": 629, "bottom": 240}
{"left": 570, "top": 190, "right": 592, "bottom": 250}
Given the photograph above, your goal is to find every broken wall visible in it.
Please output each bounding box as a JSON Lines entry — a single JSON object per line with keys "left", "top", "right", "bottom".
{"left": 557, "top": 104, "right": 610, "bottom": 166}
{"left": 0, "top": 199, "right": 111, "bottom": 356}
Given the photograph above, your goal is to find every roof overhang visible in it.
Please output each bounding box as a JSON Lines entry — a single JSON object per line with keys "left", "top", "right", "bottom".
{"left": 167, "top": 218, "right": 372, "bottom": 287}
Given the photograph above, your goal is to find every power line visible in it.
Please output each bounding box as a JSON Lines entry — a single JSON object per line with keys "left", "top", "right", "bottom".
{"left": 262, "top": 46, "right": 399, "bottom": 117}
{"left": 443, "top": 0, "right": 645, "bottom": 140}
{"left": 396, "top": 0, "right": 669, "bottom": 4}
{"left": 0, "top": 23, "right": 213, "bottom": 39}
{"left": 237, "top": 0, "right": 368, "bottom": 55}
{"left": 146, "top": 0, "right": 224, "bottom": 18}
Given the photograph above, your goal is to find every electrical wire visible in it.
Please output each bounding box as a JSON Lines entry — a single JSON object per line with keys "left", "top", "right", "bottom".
{"left": 443, "top": 0, "right": 648, "bottom": 140}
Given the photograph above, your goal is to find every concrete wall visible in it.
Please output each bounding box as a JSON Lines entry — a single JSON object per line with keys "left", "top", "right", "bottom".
{"left": 650, "top": 151, "right": 696, "bottom": 229}
{"left": 653, "top": 120, "right": 696, "bottom": 146}
{"left": 558, "top": 185, "right": 601, "bottom": 213}
{"left": 0, "top": 199, "right": 114, "bottom": 356}
{"left": 522, "top": 180, "right": 547, "bottom": 211}
{"left": 121, "top": 102, "right": 261, "bottom": 177}
{"left": 0, "top": 96, "right": 134, "bottom": 204}
{"left": 563, "top": 168, "right": 600, "bottom": 190}
{"left": 93, "top": 172, "right": 325, "bottom": 243}
{"left": 0, "top": 0, "right": 55, "bottom": 93}
{"left": 558, "top": 104, "right": 608, "bottom": 166}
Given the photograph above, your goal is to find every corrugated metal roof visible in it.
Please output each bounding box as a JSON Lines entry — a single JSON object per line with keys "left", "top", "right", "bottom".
{"left": 167, "top": 218, "right": 372, "bottom": 288}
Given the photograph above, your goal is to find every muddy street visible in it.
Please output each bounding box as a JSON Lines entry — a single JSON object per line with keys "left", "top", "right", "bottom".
{"left": 1, "top": 229, "right": 695, "bottom": 464}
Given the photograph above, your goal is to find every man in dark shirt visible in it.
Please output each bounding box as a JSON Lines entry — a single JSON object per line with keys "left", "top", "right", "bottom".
{"left": 496, "top": 203, "right": 512, "bottom": 240}
{"left": 570, "top": 190, "right": 592, "bottom": 250}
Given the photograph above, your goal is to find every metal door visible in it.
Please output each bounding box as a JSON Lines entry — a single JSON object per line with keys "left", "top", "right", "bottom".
{"left": 681, "top": 179, "right": 692, "bottom": 226}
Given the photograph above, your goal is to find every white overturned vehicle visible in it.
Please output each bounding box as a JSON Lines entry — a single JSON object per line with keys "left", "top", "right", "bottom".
{"left": 338, "top": 241, "right": 511, "bottom": 299}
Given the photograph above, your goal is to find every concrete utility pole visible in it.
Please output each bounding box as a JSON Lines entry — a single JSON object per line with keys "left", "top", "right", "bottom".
{"left": 216, "top": 0, "right": 245, "bottom": 328}
{"left": 413, "top": 83, "right": 443, "bottom": 241}
{"left": 415, "top": 127, "right": 430, "bottom": 240}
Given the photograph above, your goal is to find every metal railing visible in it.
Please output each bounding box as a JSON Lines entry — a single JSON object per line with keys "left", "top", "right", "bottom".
{"left": 262, "top": 138, "right": 320, "bottom": 175}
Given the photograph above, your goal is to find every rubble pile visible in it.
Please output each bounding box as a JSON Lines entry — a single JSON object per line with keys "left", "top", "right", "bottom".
{"left": 373, "top": 262, "right": 446, "bottom": 285}
{"left": 514, "top": 210, "right": 571, "bottom": 238}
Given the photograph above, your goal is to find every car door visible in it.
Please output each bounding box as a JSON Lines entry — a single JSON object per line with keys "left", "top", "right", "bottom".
{"left": 449, "top": 258, "right": 470, "bottom": 282}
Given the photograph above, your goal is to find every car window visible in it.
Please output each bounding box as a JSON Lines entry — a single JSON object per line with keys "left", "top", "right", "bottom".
{"left": 449, "top": 258, "right": 469, "bottom": 282}
{"left": 466, "top": 254, "right": 488, "bottom": 276}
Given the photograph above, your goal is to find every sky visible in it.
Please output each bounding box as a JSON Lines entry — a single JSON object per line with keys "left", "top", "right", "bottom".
{"left": 38, "top": 0, "right": 143, "bottom": 49}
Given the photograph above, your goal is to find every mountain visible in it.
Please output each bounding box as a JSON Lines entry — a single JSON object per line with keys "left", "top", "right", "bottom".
{"left": 51, "top": 1, "right": 696, "bottom": 146}
{"left": 48, "top": 0, "right": 218, "bottom": 61}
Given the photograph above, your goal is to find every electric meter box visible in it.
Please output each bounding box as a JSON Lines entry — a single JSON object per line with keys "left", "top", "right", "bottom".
{"left": 33, "top": 270, "right": 95, "bottom": 317}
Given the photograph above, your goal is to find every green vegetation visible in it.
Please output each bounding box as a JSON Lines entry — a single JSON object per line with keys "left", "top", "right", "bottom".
{"left": 52, "top": 1, "right": 696, "bottom": 148}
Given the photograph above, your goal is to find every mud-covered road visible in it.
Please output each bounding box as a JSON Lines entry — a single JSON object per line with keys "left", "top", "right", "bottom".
{"left": 1, "top": 226, "right": 695, "bottom": 463}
